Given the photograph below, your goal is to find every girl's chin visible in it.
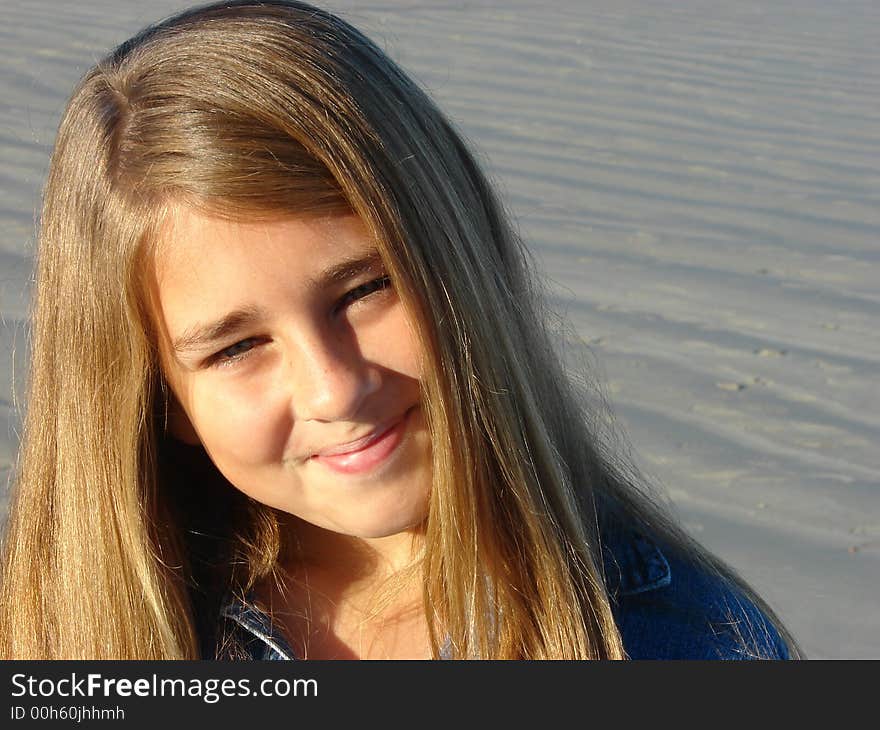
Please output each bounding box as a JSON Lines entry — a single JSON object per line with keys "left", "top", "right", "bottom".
{"left": 320, "top": 510, "right": 428, "bottom": 541}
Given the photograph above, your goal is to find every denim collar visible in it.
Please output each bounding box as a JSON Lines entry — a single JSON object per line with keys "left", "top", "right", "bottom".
{"left": 220, "top": 596, "right": 298, "bottom": 660}
{"left": 601, "top": 526, "right": 672, "bottom": 598}
{"left": 217, "top": 525, "right": 671, "bottom": 659}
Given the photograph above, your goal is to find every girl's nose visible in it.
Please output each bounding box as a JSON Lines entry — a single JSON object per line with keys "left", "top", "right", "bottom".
{"left": 285, "top": 329, "right": 379, "bottom": 423}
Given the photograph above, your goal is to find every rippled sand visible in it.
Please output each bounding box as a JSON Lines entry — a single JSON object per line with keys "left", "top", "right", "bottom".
{"left": 1, "top": 0, "right": 877, "bottom": 657}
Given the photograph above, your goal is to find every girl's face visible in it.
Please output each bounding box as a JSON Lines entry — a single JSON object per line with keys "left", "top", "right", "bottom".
{"left": 151, "top": 209, "right": 432, "bottom": 539}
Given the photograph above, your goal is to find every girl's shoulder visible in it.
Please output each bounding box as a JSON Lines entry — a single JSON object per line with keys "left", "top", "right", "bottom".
{"left": 601, "top": 519, "right": 791, "bottom": 660}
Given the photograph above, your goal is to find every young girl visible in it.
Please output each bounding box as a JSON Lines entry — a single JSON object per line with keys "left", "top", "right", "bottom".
{"left": 0, "top": 0, "right": 799, "bottom": 660}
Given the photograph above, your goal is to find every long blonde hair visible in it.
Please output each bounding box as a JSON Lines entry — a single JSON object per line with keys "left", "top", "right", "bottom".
{"left": 0, "top": 0, "right": 799, "bottom": 659}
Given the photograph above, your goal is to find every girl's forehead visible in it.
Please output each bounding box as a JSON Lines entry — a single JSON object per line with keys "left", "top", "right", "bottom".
{"left": 151, "top": 207, "right": 384, "bottom": 300}
{"left": 154, "top": 206, "right": 368, "bottom": 267}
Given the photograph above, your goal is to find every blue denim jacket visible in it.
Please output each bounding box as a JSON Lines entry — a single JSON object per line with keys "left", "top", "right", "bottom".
{"left": 211, "top": 525, "right": 790, "bottom": 660}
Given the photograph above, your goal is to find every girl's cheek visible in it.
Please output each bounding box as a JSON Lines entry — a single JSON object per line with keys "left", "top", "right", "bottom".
{"left": 193, "top": 377, "right": 292, "bottom": 463}
{"left": 364, "top": 306, "right": 423, "bottom": 380}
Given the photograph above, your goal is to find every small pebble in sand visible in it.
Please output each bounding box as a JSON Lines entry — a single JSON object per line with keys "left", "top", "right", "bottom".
{"left": 847, "top": 540, "right": 880, "bottom": 554}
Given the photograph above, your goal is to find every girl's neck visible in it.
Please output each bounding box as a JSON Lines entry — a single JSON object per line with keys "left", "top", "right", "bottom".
{"left": 257, "top": 517, "right": 431, "bottom": 659}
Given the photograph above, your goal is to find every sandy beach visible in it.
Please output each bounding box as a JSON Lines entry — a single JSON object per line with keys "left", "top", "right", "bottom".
{"left": 1, "top": 0, "right": 877, "bottom": 658}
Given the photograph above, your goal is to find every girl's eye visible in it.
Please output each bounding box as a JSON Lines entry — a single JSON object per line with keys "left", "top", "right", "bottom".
{"left": 336, "top": 275, "right": 392, "bottom": 312}
{"left": 210, "top": 338, "right": 260, "bottom": 367}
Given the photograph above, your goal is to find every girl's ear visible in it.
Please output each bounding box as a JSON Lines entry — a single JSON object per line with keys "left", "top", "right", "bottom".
{"left": 167, "top": 393, "right": 201, "bottom": 445}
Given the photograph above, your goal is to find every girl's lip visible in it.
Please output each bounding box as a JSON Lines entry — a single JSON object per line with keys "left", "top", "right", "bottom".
{"left": 311, "top": 408, "right": 412, "bottom": 474}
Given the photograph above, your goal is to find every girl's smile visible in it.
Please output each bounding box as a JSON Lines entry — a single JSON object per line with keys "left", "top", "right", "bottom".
{"left": 306, "top": 405, "right": 416, "bottom": 475}
{"left": 150, "top": 209, "right": 432, "bottom": 539}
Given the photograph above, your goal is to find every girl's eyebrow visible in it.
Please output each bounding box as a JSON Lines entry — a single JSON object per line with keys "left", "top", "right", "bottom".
{"left": 309, "top": 248, "right": 385, "bottom": 288}
{"left": 171, "top": 249, "right": 386, "bottom": 355}
{"left": 172, "top": 306, "right": 265, "bottom": 355}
